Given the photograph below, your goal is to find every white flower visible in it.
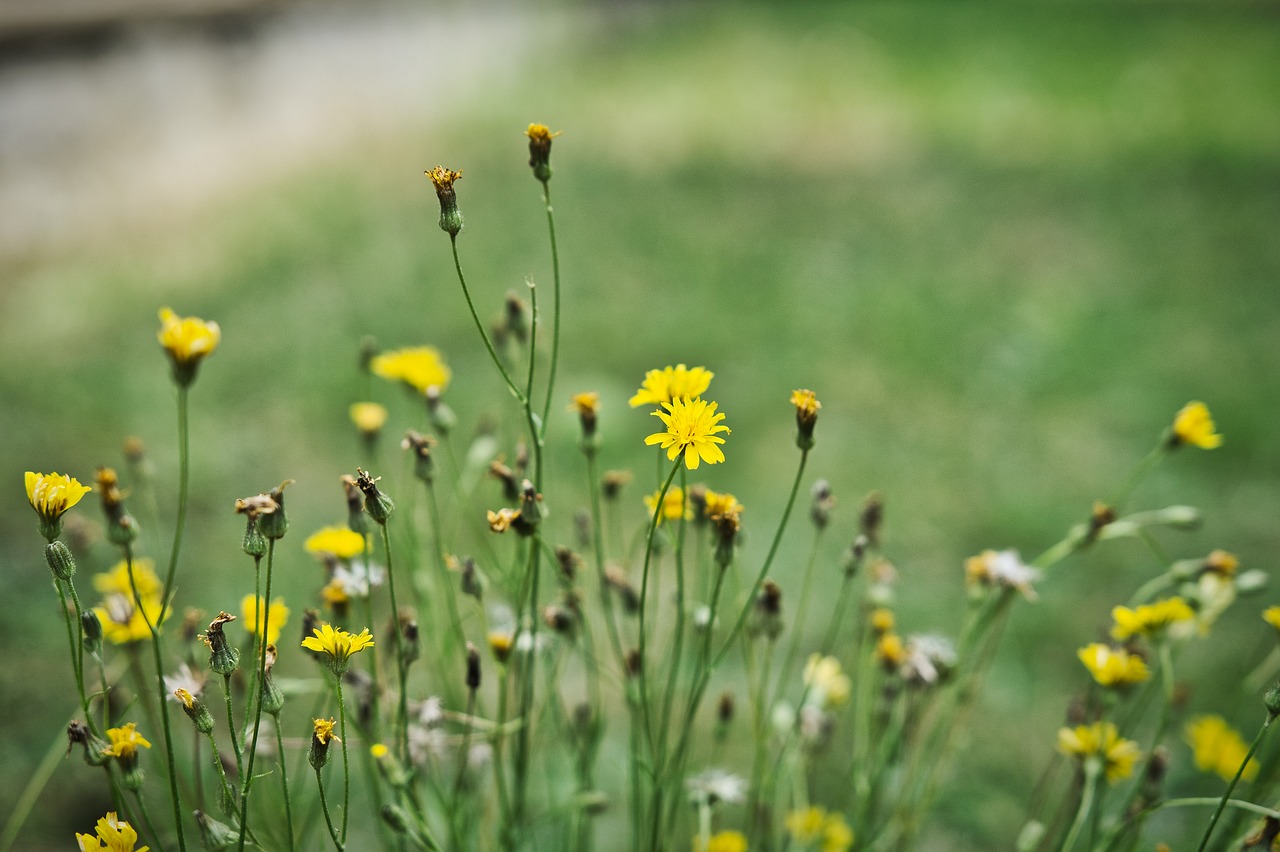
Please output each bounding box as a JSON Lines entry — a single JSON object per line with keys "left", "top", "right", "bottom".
{"left": 164, "top": 663, "right": 207, "bottom": 700}
{"left": 903, "top": 634, "right": 957, "bottom": 685}
{"left": 331, "top": 559, "right": 386, "bottom": 600}
{"left": 687, "top": 769, "right": 747, "bottom": 806}
{"left": 987, "top": 550, "right": 1041, "bottom": 600}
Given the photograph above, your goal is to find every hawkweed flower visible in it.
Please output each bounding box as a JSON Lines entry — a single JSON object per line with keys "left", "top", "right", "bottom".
{"left": 329, "top": 560, "right": 386, "bottom": 600}
{"left": 791, "top": 388, "right": 821, "bottom": 450}
{"left": 644, "top": 486, "right": 690, "bottom": 525}
{"left": 1110, "top": 597, "right": 1195, "bottom": 641}
{"left": 95, "top": 467, "right": 138, "bottom": 546}
{"left": 309, "top": 717, "right": 340, "bottom": 770}
{"left": 902, "top": 634, "right": 957, "bottom": 686}
{"left": 174, "top": 687, "right": 215, "bottom": 734}
{"left": 25, "top": 470, "right": 92, "bottom": 542}
{"left": 157, "top": 307, "right": 220, "bottom": 387}
{"left": 372, "top": 345, "right": 452, "bottom": 395}
{"left": 803, "top": 654, "right": 851, "bottom": 709}
{"left": 785, "top": 806, "right": 854, "bottom": 852}
{"left": 1170, "top": 400, "right": 1222, "bottom": 450}
{"left": 1203, "top": 549, "right": 1240, "bottom": 577}
{"left": 569, "top": 391, "right": 601, "bottom": 453}
{"left": 102, "top": 723, "right": 151, "bottom": 789}
{"left": 694, "top": 831, "right": 748, "bottom": 852}
{"left": 302, "top": 622, "right": 375, "bottom": 676}
{"left": 687, "top": 769, "right": 747, "bottom": 807}
{"left": 646, "top": 396, "right": 730, "bottom": 470}
{"left": 241, "top": 594, "right": 290, "bottom": 645}
{"left": 709, "top": 495, "right": 744, "bottom": 568}
{"left": 164, "top": 661, "right": 206, "bottom": 701}
{"left": 1264, "top": 606, "right": 1280, "bottom": 633}
{"left": 305, "top": 525, "right": 366, "bottom": 560}
{"left": 526, "top": 123, "right": 560, "bottom": 182}
{"left": 75, "top": 811, "right": 150, "bottom": 852}
{"left": 870, "top": 608, "right": 895, "bottom": 635}
{"left": 629, "top": 364, "right": 714, "bottom": 408}
{"left": 92, "top": 558, "right": 168, "bottom": 644}
{"left": 964, "top": 549, "right": 1041, "bottom": 600}
{"left": 602, "top": 469, "right": 632, "bottom": 501}
{"left": 487, "top": 630, "right": 515, "bottom": 665}
{"left": 874, "top": 633, "right": 910, "bottom": 672}
{"left": 1185, "top": 715, "right": 1258, "bottom": 782}
{"left": 487, "top": 508, "right": 521, "bottom": 533}
{"left": 1057, "top": 721, "right": 1141, "bottom": 783}
{"left": 1078, "top": 643, "right": 1150, "bottom": 688}
{"left": 425, "top": 165, "right": 464, "bottom": 236}
{"left": 350, "top": 401, "right": 389, "bottom": 442}
{"left": 356, "top": 468, "right": 395, "bottom": 525}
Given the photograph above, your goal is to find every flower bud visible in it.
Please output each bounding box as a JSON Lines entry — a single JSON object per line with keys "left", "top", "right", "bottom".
{"left": 309, "top": 717, "right": 338, "bottom": 771}
{"left": 402, "top": 430, "right": 438, "bottom": 484}
{"left": 601, "top": 470, "right": 631, "bottom": 502}
{"left": 67, "top": 721, "right": 110, "bottom": 767}
{"left": 259, "top": 645, "right": 285, "bottom": 717}
{"left": 425, "top": 165, "right": 464, "bottom": 236}
{"left": 525, "top": 124, "right": 560, "bottom": 183}
{"left": 513, "top": 479, "right": 544, "bottom": 535}
{"left": 81, "top": 609, "right": 103, "bottom": 652}
{"left": 810, "top": 479, "right": 836, "bottom": 530}
{"left": 381, "top": 803, "right": 413, "bottom": 836}
{"left": 790, "top": 389, "right": 821, "bottom": 450}
{"left": 194, "top": 810, "right": 239, "bottom": 849}
{"left": 400, "top": 617, "right": 420, "bottom": 667}
{"left": 749, "top": 580, "right": 784, "bottom": 641}
{"left": 175, "top": 688, "right": 215, "bottom": 735}
{"left": 860, "top": 492, "right": 884, "bottom": 549}
{"left": 45, "top": 540, "right": 76, "bottom": 580}
{"left": 425, "top": 386, "right": 457, "bottom": 436}
{"left": 1265, "top": 681, "right": 1280, "bottom": 719}
{"left": 356, "top": 468, "right": 395, "bottom": 526}
{"left": 340, "top": 475, "right": 368, "bottom": 537}
{"left": 201, "top": 612, "right": 240, "bottom": 676}
{"left": 258, "top": 481, "right": 293, "bottom": 541}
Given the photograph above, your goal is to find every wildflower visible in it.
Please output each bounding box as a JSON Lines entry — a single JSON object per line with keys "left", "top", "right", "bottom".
{"left": 309, "top": 717, "right": 339, "bottom": 770}
{"left": 629, "top": 364, "right": 714, "bottom": 408}
{"left": 371, "top": 346, "right": 452, "bottom": 395}
{"left": 874, "top": 633, "right": 909, "bottom": 671}
{"left": 1110, "top": 597, "right": 1195, "bottom": 641}
{"left": 810, "top": 479, "right": 836, "bottom": 529}
{"left": 646, "top": 396, "right": 731, "bottom": 470}
{"left": 302, "top": 622, "right": 375, "bottom": 675}
{"left": 402, "top": 430, "right": 439, "bottom": 483}
{"left": 174, "top": 687, "right": 214, "bottom": 734}
{"left": 1264, "top": 606, "right": 1280, "bottom": 632}
{"left": 304, "top": 525, "right": 366, "bottom": 560}
{"left": 785, "top": 806, "right": 853, "bottom": 851}
{"left": 602, "top": 469, "right": 632, "bottom": 501}
{"left": 791, "top": 388, "right": 822, "bottom": 450}
{"left": 25, "top": 470, "right": 92, "bottom": 541}
{"left": 687, "top": 769, "right": 748, "bottom": 806}
{"left": 707, "top": 491, "right": 744, "bottom": 568}
{"left": 703, "top": 489, "right": 743, "bottom": 520}
{"left": 93, "top": 558, "right": 162, "bottom": 599}
{"left": 750, "top": 580, "right": 785, "bottom": 641}
{"left": 355, "top": 467, "right": 395, "bottom": 525}
{"left": 330, "top": 560, "right": 386, "bottom": 599}
{"left": 1170, "top": 401, "right": 1222, "bottom": 450}
{"left": 1057, "top": 721, "right": 1141, "bottom": 783}
{"left": 964, "top": 549, "right": 1040, "bottom": 600}
{"left": 164, "top": 663, "right": 206, "bottom": 701}
{"left": 902, "top": 634, "right": 957, "bottom": 686}
{"left": 92, "top": 559, "right": 168, "bottom": 644}
{"left": 102, "top": 723, "right": 151, "bottom": 761}
{"left": 425, "top": 165, "right": 464, "bottom": 235}
{"left": 95, "top": 467, "right": 138, "bottom": 546}
{"left": 487, "top": 508, "right": 521, "bottom": 533}
{"left": 241, "top": 594, "right": 290, "bottom": 645}
{"left": 694, "top": 831, "right": 748, "bottom": 852}
{"left": 75, "top": 811, "right": 150, "bottom": 852}
{"left": 870, "top": 608, "right": 895, "bottom": 634}
{"left": 644, "top": 486, "right": 690, "bottom": 525}
{"left": 256, "top": 480, "right": 293, "bottom": 541}
{"left": 350, "top": 401, "right": 389, "bottom": 436}
{"left": 200, "top": 612, "right": 240, "bottom": 675}
{"left": 1185, "top": 715, "right": 1258, "bottom": 782}
{"left": 570, "top": 391, "right": 600, "bottom": 451}
{"left": 157, "top": 307, "right": 220, "bottom": 386}
{"left": 526, "top": 123, "right": 561, "bottom": 182}
{"left": 1204, "top": 549, "right": 1239, "bottom": 577}
{"left": 1078, "top": 643, "right": 1150, "bottom": 688}
{"left": 803, "top": 654, "right": 851, "bottom": 709}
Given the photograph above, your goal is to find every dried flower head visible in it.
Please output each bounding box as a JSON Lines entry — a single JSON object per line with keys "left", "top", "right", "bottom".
{"left": 425, "top": 165, "right": 464, "bottom": 235}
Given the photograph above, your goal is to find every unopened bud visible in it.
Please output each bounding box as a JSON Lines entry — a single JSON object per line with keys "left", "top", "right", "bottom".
{"left": 860, "top": 492, "right": 884, "bottom": 548}
{"left": 356, "top": 468, "right": 395, "bottom": 525}
{"left": 194, "top": 810, "right": 239, "bottom": 849}
{"left": 525, "top": 123, "right": 559, "bottom": 183}
{"left": 402, "top": 431, "right": 438, "bottom": 484}
{"left": 1265, "top": 681, "right": 1280, "bottom": 719}
{"left": 425, "top": 165, "right": 464, "bottom": 236}
{"left": 45, "top": 540, "right": 76, "bottom": 580}
{"left": 466, "top": 643, "right": 481, "bottom": 692}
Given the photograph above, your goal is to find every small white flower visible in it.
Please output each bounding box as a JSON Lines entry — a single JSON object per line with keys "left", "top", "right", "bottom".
{"left": 331, "top": 560, "right": 386, "bottom": 600}
{"left": 988, "top": 550, "right": 1041, "bottom": 600}
{"left": 687, "top": 769, "right": 747, "bottom": 806}
{"left": 164, "top": 663, "right": 207, "bottom": 701}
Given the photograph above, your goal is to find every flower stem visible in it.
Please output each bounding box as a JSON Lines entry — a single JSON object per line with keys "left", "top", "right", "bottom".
{"left": 337, "top": 675, "right": 352, "bottom": 845}
{"left": 237, "top": 539, "right": 276, "bottom": 850}
{"left": 315, "top": 766, "right": 344, "bottom": 852}
{"left": 636, "top": 460, "right": 683, "bottom": 759}
{"left": 1197, "top": 714, "right": 1274, "bottom": 852}
{"left": 379, "top": 523, "right": 411, "bottom": 764}
{"left": 536, "top": 179, "right": 562, "bottom": 437}
{"left": 448, "top": 235, "right": 526, "bottom": 404}
{"left": 1061, "top": 762, "right": 1100, "bottom": 852}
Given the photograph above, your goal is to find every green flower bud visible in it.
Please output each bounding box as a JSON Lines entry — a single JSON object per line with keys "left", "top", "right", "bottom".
{"left": 356, "top": 468, "right": 395, "bottom": 525}
{"left": 194, "top": 810, "right": 239, "bottom": 849}
{"left": 202, "top": 612, "right": 240, "bottom": 676}
{"left": 425, "top": 166, "right": 464, "bottom": 237}
{"left": 45, "top": 540, "right": 76, "bottom": 580}
{"left": 258, "top": 481, "right": 293, "bottom": 540}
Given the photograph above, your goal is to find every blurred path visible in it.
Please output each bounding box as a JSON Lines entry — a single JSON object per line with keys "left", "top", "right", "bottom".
{"left": 0, "top": 1, "right": 554, "bottom": 260}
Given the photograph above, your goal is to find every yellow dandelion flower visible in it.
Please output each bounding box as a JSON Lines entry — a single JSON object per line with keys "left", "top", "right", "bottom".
{"left": 803, "top": 654, "right": 851, "bottom": 709}
{"left": 568, "top": 392, "right": 600, "bottom": 416}
{"left": 702, "top": 489, "right": 743, "bottom": 520}
{"left": 487, "top": 508, "right": 521, "bottom": 533}
{"left": 1263, "top": 606, "right": 1280, "bottom": 632}
{"left": 875, "top": 633, "right": 910, "bottom": 669}
{"left": 304, "top": 526, "right": 366, "bottom": 560}
{"left": 370, "top": 346, "right": 452, "bottom": 395}
{"left": 157, "top": 307, "right": 221, "bottom": 366}
{"left": 92, "top": 559, "right": 168, "bottom": 644}
{"left": 645, "top": 396, "right": 730, "bottom": 470}
{"left": 1185, "top": 715, "right": 1258, "bottom": 782}
{"left": 644, "top": 486, "right": 691, "bottom": 526}
{"left": 821, "top": 813, "right": 854, "bottom": 852}
{"left": 302, "top": 622, "right": 375, "bottom": 674}
{"left": 1110, "top": 597, "right": 1195, "bottom": 641}
{"left": 24, "top": 471, "right": 92, "bottom": 527}
{"left": 313, "top": 717, "right": 339, "bottom": 745}
{"left": 1171, "top": 401, "right": 1222, "bottom": 450}
{"left": 75, "top": 811, "right": 149, "bottom": 852}
{"left": 694, "top": 830, "right": 748, "bottom": 852}
{"left": 1077, "top": 643, "right": 1150, "bottom": 688}
{"left": 102, "top": 723, "right": 151, "bottom": 760}
{"left": 488, "top": 630, "right": 515, "bottom": 664}
{"left": 241, "top": 594, "right": 290, "bottom": 645}
{"left": 791, "top": 389, "right": 821, "bottom": 419}
{"left": 525, "top": 123, "right": 561, "bottom": 143}
{"left": 785, "top": 807, "right": 827, "bottom": 844}
{"left": 93, "top": 558, "right": 162, "bottom": 599}
{"left": 1057, "top": 721, "right": 1141, "bottom": 783}
{"left": 424, "top": 165, "right": 462, "bottom": 194}
{"left": 629, "top": 364, "right": 714, "bottom": 408}
{"left": 349, "top": 402, "right": 388, "bottom": 435}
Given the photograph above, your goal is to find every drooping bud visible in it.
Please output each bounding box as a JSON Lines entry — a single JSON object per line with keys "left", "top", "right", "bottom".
{"left": 175, "top": 688, "right": 215, "bottom": 734}
{"left": 258, "top": 480, "right": 293, "bottom": 540}
{"left": 81, "top": 609, "right": 103, "bottom": 653}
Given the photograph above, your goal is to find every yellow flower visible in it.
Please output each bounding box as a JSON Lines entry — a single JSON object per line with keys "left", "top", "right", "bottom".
{"left": 92, "top": 559, "right": 168, "bottom": 644}
{"left": 241, "top": 594, "right": 290, "bottom": 645}
{"left": 349, "top": 402, "right": 389, "bottom": 435}
{"left": 488, "top": 630, "right": 516, "bottom": 664}
{"left": 568, "top": 391, "right": 600, "bottom": 416}
{"left": 157, "top": 307, "right": 220, "bottom": 381}
{"left": 644, "top": 486, "right": 691, "bottom": 526}
{"left": 102, "top": 723, "right": 152, "bottom": 760}
{"left": 24, "top": 471, "right": 92, "bottom": 527}
{"left": 425, "top": 165, "right": 462, "bottom": 195}
{"left": 75, "top": 811, "right": 150, "bottom": 852}
{"left": 821, "top": 813, "right": 854, "bottom": 852}
{"left": 1204, "top": 549, "right": 1239, "bottom": 577}
{"left": 870, "top": 608, "right": 895, "bottom": 634}
{"left": 1077, "top": 643, "right": 1150, "bottom": 688}
{"left": 487, "top": 508, "right": 521, "bottom": 533}
{"left": 1057, "top": 721, "right": 1141, "bottom": 783}
{"left": 1263, "top": 606, "right": 1280, "bottom": 632}
{"left": 302, "top": 622, "right": 375, "bottom": 673}
{"left": 694, "top": 830, "right": 748, "bottom": 852}
{"left": 629, "top": 364, "right": 714, "bottom": 408}
{"left": 645, "top": 396, "right": 730, "bottom": 470}
{"left": 1110, "top": 597, "right": 1195, "bottom": 641}
{"left": 785, "top": 807, "right": 827, "bottom": 844}
{"left": 875, "top": 633, "right": 909, "bottom": 668}
{"left": 702, "top": 489, "right": 743, "bottom": 520}
{"left": 93, "top": 558, "right": 162, "bottom": 599}
{"left": 370, "top": 346, "right": 452, "bottom": 394}
{"left": 313, "top": 717, "right": 340, "bottom": 745}
{"left": 322, "top": 579, "right": 351, "bottom": 607}
{"left": 803, "top": 654, "right": 851, "bottom": 709}
{"left": 304, "top": 526, "right": 366, "bottom": 560}
{"left": 370, "top": 742, "right": 389, "bottom": 759}
{"left": 174, "top": 688, "right": 196, "bottom": 710}
{"left": 1185, "top": 715, "right": 1258, "bottom": 782}
{"left": 526, "top": 123, "right": 561, "bottom": 143}
{"left": 1172, "top": 401, "right": 1222, "bottom": 449}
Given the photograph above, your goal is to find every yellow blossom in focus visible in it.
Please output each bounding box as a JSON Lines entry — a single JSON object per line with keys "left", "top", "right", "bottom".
{"left": 304, "top": 526, "right": 366, "bottom": 560}
{"left": 803, "top": 654, "right": 851, "bottom": 709}
{"left": 1110, "top": 597, "right": 1195, "bottom": 641}
{"left": 1077, "top": 643, "right": 1149, "bottom": 687}
{"left": 174, "top": 688, "right": 195, "bottom": 710}
{"left": 424, "top": 165, "right": 462, "bottom": 194}
{"left": 1172, "top": 401, "right": 1222, "bottom": 449}
{"left": 241, "top": 594, "right": 290, "bottom": 645}
{"left": 644, "top": 486, "right": 691, "bottom": 526}
{"left": 302, "top": 622, "right": 375, "bottom": 672}
{"left": 102, "top": 723, "right": 151, "bottom": 760}
{"left": 1057, "top": 721, "right": 1141, "bottom": 783}
{"left": 1185, "top": 715, "right": 1258, "bottom": 782}
{"left": 75, "top": 811, "right": 149, "bottom": 852}
{"left": 645, "top": 396, "right": 730, "bottom": 470}
{"left": 629, "top": 364, "right": 714, "bottom": 408}
{"left": 370, "top": 346, "right": 451, "bottom": 394}
{"left": 313, "top": 717, "right": 339, "bottom": 745}
{"left": 1264, "top": 606, "right": 1280, "bottom": 632}
{"left": 526, "top": 123, "right": 561, "bottom": 143}
{"left": 487, "top": 508, "right": 521, "bottom": 533}
{"left": 791, "top": 389, "right": 821, "bottom": 421}
{"left": 349, "top": 402, "right": 388, "bottom": 435}
{"left": 24, "top": 471, "right": 92, "bottom": 526}
{"left": 157, "top": 307, "right": 220, "bottom": 366}
{"left": 695, "top": 831, "right": 748, "bottom": 852}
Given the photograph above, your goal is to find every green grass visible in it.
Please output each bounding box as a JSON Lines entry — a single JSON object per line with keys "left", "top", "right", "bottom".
{"left": 3, "top": 2, "right": 1279, "bottom": 846}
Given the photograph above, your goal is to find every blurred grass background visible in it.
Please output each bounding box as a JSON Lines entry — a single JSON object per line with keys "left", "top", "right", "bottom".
{"left": 2, "top": 1, "right": 1279, "bottom": 846}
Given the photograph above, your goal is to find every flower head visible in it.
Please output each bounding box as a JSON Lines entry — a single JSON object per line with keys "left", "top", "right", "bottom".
{"left": 645, "top": 396, "right": 730, "bottom": 470}
{"left": 304, "top": 526, "right": 366, "bottom": 560}
{"left": 349, "top": 402, "right": 389, "bottom": 435}
{"left": 25, "top": 471, "right": 92, "bottom": 537}
{"left": 791, "top": 389, "right": 821, "bottom": 449}
{"left": 241, "top": 594, "right": 290, "bottom": 645}
{"left": 694, "top": 831, "right": 748, "bottom": 852}
{"left": 1110, "top": 597, "right": 1195, "bottom": 641}
{"left": 157, "top": 307, "right": 220, "bottom": 385}
{"left": 371, "top": 346, "right": 451, "bottom": 395}
{"left": 784, "top": 806, "right": 854, "bottom": 852}
{"left": 803, "top": 654, "right": 851, "bottom": 709}
{"left": 102, "top": 723, "right": 151, "bottom": 761}
{"left": 1185, "top": 715, "right": 1258, "bottom": 782}
{"left": 425, "top": 166, "right": 463, "bottom": 235}
{"left": 1077, "top": 643, "right": 1150, "bottom": 688}
{"left": 526, "top": 123, "right": 561, "bottom": 182}
{"left": 313, "top": 717, "right": 339, "bottom": 745}
{"left": 92, "top": 559, "right": 168, "bottom": 644}
{"left": 76, "top": 811, "right": 149, "bottom": 852}
{"left": 1171, "top": 401, "right": 1222, "bottom": 450}
{"left": 964, "top": 549, "right": 1041, "bottom": 600}
{"left": 1264, "top": 606, "right": 1280, "bottom": 632}
{"left": 302, "top": 622, "right": 375, "bottom": 674}
{"left": 1057, "top": 721, "right": 1141, "bottom": 783}
{"left": 487, "top": 508, "right": 521, "bottom": 533}
{"left": 644, "top": 486, "right": 691, "bottom": 526}
{"left": 686, "top": 769, "right": 747, "bottom": 807}
{"left": 702, "top": 489, "right": 743, "bottom": 521}
{"left": 629, "top": 364, "right": 714, "bottom": 408}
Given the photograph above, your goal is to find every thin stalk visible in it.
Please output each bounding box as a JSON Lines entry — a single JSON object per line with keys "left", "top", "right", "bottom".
{"left": 337, "top": 677, "right": 352, "bottom": 845}
{"left": 585, "top": 453, "right": 626, "bottom": 669}
{"left": 536, "top": 179, "right": 562, "bottom": 436}
{"left": 131, "top": 789, "right": 163, "bottom": 849}
{"left": 380, "top": 523, "right": 411, "bottom": 763}
{"left": 636, "top": 460, "right": 683, "bottom": 755}
{"left": 424, "top": 481, "right": 467, "bottom": 657}
{"left": 221, "top": 675, "right": 242, "bottom": 780}
{"left": 494, "top": 667, "right": 514, "bottom": 849}
{"left": 316, "top": 766, "right": 344, "bottom": 852}
{"left": 237, "top": 539, "right": 276, "bottom": 850}
{"left": 1197, "top": 714, "right": 1274, "bottom": 852}
{"left": 1061, "top": 763, "right": 1100, "bottom": 852}
{"left": 772, "top": 529, "right": 824, "bottom": 711}
{"left": 54, "top": 579, "right": 97, "bottom": 733}
{"left": 448, "top": 235, "right": 526, "bottom": 404}
{"left": 511, "top": 534, "right": 544, "bottom": 840}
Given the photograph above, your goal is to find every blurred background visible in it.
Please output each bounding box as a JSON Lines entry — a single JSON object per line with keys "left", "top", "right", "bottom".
{"left": 2, "top": 0, "right": 1279, "bottom": 847}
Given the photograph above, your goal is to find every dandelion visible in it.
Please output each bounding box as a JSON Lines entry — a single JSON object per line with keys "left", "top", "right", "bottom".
{"left": 694, "top": 831, "right": 748, "bottom": 852}
{"left": 75, "top": 811, "right": 150, "bottom": 852}
{"left": 1171, "top": 401, "right": 1222, "bottom": 449}
{"left": 302, "top": 622, "right": 375, "bottom": 675}
{"left": 803, "top": 654, "right": 851, "bottom": 709}
{"left": 241, "top": 594, "right": 290, "bottom": 645}
{"left": 791, "top": 388, "right": 821, "bottom": 449}
{"left": 371, "top": 346, "right": 452, "bottom": 395}
{"left": 1057, "top": 721, "right": 1141, "bottom": 783}
{"left": 304, "top": 526, "right": 366, "bottom": 560}
{"left": 645, "top": 396, "right": 731, "bottom": 470}
{"left": 644, "top": 486, "right": 691, "bottom": 525}
{"left": 1110, "top": 597, "right": 1195, "bottom": 640}
{"left": 1077, "top": 643, "right": 1150, "bottom": 688}
{"left": 157, "top": 307, "right": 220, "bottom": 386}
{"left": 25, "top": 471, "right": 92, "bottom": 538}
{"left": 1264, "top": 606, "right": 1280, "bottom": 632}
{"left": 102, "top": 723, "right": 152, "bottom": 760}
{"left": 1185, "top": 715, "right": 1258, "bottom": 782}
{"left": 349, "top": 402, "right": 389, "bottom": 436}
{"left": 92, "top": 559, "right": 168, "bottom": 644}
{"left": 629, "top": 364, "right": 714, "bottom": 408}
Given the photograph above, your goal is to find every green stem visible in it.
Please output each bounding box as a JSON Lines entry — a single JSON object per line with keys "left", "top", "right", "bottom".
{"left": 380, "top": 523, "right": 411, "bottom": 763}
{"left": 1153, "top": 796, "right": 1280, "bottom": 821}
{"left": 494, "top": 667, "right": 513, "bottom": 849}
{"left": 449, "top": 235, "right": 526, "bottom": 404}
{"left": 53, "top": 579, "right": 97, "bottom": 733}
{"left": 1197, "top": 714, "right": 1274, "bottom": 852}
{"left": 512, "top": 533, "right": 544, "bottom": 840}
{"left": 316, "top": 766, "right": 344, "bottom": 852}
{"left": 536, "top": 179, "right": 562, "bottom": 437}
{"left": 237, "top": 539, "right": 276, "bottom": 850}
{"left": 1061, "top": 762, "right": 1100, "bottom": 852}
{"left": 636, "top": 460, "right": 683, "bottom": 761}
{"left": 131, "top": 789, "right": 163, "bottom": 849}
{"left": 336, "top": 676, "right": 352, "bottom": 845}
